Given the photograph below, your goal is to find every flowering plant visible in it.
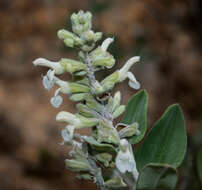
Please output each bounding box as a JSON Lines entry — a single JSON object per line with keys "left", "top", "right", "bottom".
{"left": 33, "top": 11, "right": 187, "bottom": 190}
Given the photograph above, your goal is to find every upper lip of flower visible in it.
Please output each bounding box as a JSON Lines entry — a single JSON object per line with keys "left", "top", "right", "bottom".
{"left": 101, "top": 37, "right": 114, "bottom": 51}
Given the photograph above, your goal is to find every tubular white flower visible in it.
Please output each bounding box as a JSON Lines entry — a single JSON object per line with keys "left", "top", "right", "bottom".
{"left": 53, "top": 76, "right": 70, "bottom": 94}
{"left": 33, "top": 58, "right": 65, "bottom": 74}
{"left": 118, "top": 56, "right": 140, "bottom": 89}
{"left": 50, "top": 95, "right": 63, "bottom": 108}
{"left": 56, "top": 111, "right": 82, "bottom": 126}
{"left": 115, "top": 139, "right": 138, "bottom": 180}
{"left": 101, "top": 38, "right": 114, "bottom": 51}
{"left": 50, "top": 88, "right": 63, "bottom": 108}
{"left": 42, "top": 69, "right": 55, "bottom": 90}
{"left": 127, "top": 72, "right": 140, "bottom": 89}
{"left": 61, "top": 125, "right": 75, "bottom": 145}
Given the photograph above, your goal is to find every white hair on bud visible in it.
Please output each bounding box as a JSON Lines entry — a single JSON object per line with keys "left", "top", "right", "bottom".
{"left": 101, "top": 38, "right": 114, "bottom": 51}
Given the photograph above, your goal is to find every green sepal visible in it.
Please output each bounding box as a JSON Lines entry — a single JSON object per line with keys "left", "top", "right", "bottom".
{"left": 69, "top": 82, "right": 90, "bottom": 93}
{"left": 105, "top": 176, "right": 127, "bottom": 188}
{"left": 112, "top": 105, "right": 125, "bottom": 119}
{"left": 60, "top": 58, "right": 87, "bottom": 74}
{"left": 84, "top": 136, "right": 117, "bottom": 157}
{"left": 76, "top": 103, "right": 97, "bottom": 118}
{"left": 69, "top": 93, "right": 87, "bottom": 102}
{"left": 97, "top": 120, "right": 120, "bottom": 145}
{"left": 100, "top": 71, "right": 119, "bottom": 92}
{"left": 95, "top": 153, "right": 112, "bottom": 167}
{"left": 65, "top": 159, "right": 90, "bottom": 172}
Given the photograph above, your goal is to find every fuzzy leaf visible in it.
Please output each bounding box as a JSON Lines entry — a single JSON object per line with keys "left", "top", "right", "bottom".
{"left": 121, "top": 90, "right": 148, "bottom": 144}
{"left": 136, "top": 163, "right": 178, "bottom": 190}
{"left": 136, "top": 104, "right": 187, "bottom": 171}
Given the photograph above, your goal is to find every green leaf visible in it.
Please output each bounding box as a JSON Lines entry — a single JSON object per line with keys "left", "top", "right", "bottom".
{"left": 197, "top": 148, "right": 202, "bottom": 184}
{"left": 136, "top": 104, "right": 187, "bottom": 171}
{"left": 136, "top": 163, "right": 178, "bottom": 190}
{"left": 121, "top": 90, "right": 148, "bottom": 144}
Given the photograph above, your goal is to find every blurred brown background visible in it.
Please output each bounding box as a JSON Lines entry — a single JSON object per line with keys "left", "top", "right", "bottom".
{"left": 0, "top": 0, "right": 202, "bottom": 189}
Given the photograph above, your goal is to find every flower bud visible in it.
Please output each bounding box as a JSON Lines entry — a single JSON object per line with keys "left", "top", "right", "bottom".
{"left": 76, "top": 114, "right": 99, "bottom": 128}
{"left": 65, "top": 159, "right": 90, "bottom": 172}
{"left": 76, "top": 103, "right": 97, "bottom": 118}
{"left": 100, "top": 71, "right": 119, "bottom": 92}
{"left": 69, "top": 93, "right": 86, "bottom": 102}
{"left": 81, "top": 44, "right": 95, "bottom": 52}
{"left": 68, "top": 83, "right": 90, "bottom": 93}
{"left": 76, "top": 173, "right": 92, "bottom": 180}
{"left": 57, "top": 29, "right": 83, "bottom": 47}
{"left": 90, "top": 80, "right": 104, "bottom": 95}
{"left": 73, "top": 70, "right": 87, "bottom": 76}
{"left": 89, "top": 47, "right": 115, "bottom": 69}
{"left": 84, "top": 136, "right": 117, "bottom": 156}
{"left": 54, "top": 77, "right": 90, "bottom": 94}
{"left": 118, "top": 122, "right": 140, "bottom": 138}
{"left": 60, "top": 58, "right": 87, "bottom": 74}
{"left": 112, "top": 91, "right": 121, "bottom": 112}
{"left": 64, "top": 38, "right": 74, "bottom": 47}
{"left": 105, "top": 176, "right": 127, "bottom": 188}
{"left": 61, "top": 125, "right": 75, "bottom": 145}
{"left": 112, "top": 105, "right": 125, "bottom": 119}
{"left": 97, "top": 120, "right": 120, "bottom": 145}
{"left": 94, "top": 32, "right": 102, "bottom": 42}
{"left": 71, "top": 11, "right": 92, "bottom": 35}
{"left": 82, "top": 30, "right": 95, "bottom": 42}
{"left": 95, "top": 153, "right": 112, "bottom": 167}
{"left": 84, "top": 94, "right": 104, "bottom": 113}
{"left": 33, "top": 58, "right": 65, "bottom": 74}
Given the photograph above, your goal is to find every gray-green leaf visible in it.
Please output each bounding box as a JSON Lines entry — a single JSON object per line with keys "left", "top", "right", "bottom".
{"left": 136, "top": 163, "right": 178, "bottom": 190}
{"left": 121, "top": 90, "right": 148, "bottom": 144}
{"left": 135, "top": 104, "right": 187, "bottom": 171}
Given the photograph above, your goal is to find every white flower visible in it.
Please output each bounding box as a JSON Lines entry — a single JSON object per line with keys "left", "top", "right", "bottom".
{"left": 115, "top": 139, "right": 139, "bottom": 181}
{"left": 56, "top": 111, "right": 82, "bottom": 126}
{"left": 33, "top": 58, "right": 65, "bottom": 74}
{"left": 53, "top": 76, "right": 70, "bottom": 94}
{"left": 50, "top": 88, "right": 63, "bottom": 108}
{"left": 101, "top": 38, "right": 114, "bottom": 51}
{"left": 42, "top": 69, "right": 55, "bottom": 90}
{"left": 61, "top": 125, "right": 75, "bottom": 145}
{"left": 119, "top": 56, "right": 140, "bottom": 89}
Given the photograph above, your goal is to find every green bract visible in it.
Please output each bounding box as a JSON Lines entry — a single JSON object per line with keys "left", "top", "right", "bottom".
{"left": 33, "top": 10, "right": 187, "bottom": 190}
